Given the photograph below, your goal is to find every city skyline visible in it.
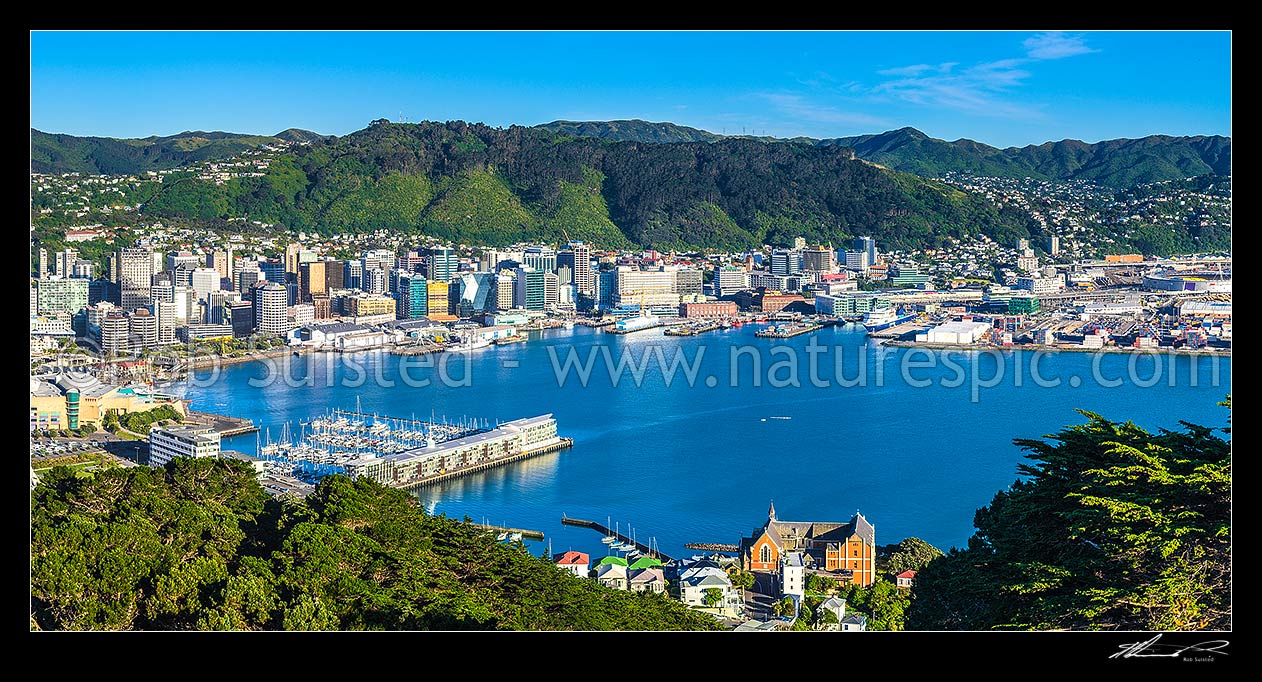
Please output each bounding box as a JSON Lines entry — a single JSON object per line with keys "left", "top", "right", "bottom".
{"left": 30, "top": 30, "right": 1230, "bottom": 148}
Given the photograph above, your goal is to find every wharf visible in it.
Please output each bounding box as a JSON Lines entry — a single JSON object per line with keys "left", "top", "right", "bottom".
{"left": 184, "top": 410, "right": 258, "bottom": 437}
{"left": 604, "top": 322, "right": 664, "bottom": 335}
{"left": 493, "top": 335, "right": 527, "bottom": 345}
{"left": 755, "top": 323, "right": 823, "bottom": 338}
{"left": 390, "top": 344, "right": 444, "bottom": 356}
{"left": 866, "top": 321, "right": 931, "bottom": 339}
{"left": 664, "top": 322, "right": 721, "bottom": 336}
{"left": 398, "top": 437, "right": 574, "bottom": 489}
{"left": 575, "top": 318, "right": 615, "bottom": 328}
{"left": 561, "top": 515, "right": 675, "bottom": 562}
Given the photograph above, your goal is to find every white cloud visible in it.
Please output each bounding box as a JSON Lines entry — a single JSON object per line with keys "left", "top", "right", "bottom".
{"left": 759, "top": 93, "right": 892, "bottom": 128}
{"left": 1024, "top": 31, "right": 1098, "bottom": 60}
{"left": 874, "top": 59, "right": 1040, "bottom": 118}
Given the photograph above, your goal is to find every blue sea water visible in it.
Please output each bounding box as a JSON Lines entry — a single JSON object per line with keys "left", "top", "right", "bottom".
{"left": 183, "top": 324, "right": 1231, "bottom": 558}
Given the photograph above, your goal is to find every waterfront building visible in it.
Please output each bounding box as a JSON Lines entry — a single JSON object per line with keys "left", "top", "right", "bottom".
{"left": 544, "top": 272, "right": 559, "bottom": 310}
{"left": 426, "top": 280, "right": 455, "bottom": 321}
{"left": 36, "top": 277, "right": 88, "bottom": 316}
{"left": 299, "top": 261, "right": 327, "bottom": 302}
{"left": 569, "top": 241, "right": 594, "bottom": 296}
{"left": 149, "top": 426, "right": 221, "bottom": 469}
{"left": 98, "top": 311, "right": 129, "bottom": 355}
{"left": 343, "top": 260, "right": 363, "bottom": 290}
{"left": 680, "top": 301, "right": 739, "bottom": 318}
{"left": 740, "top": 503, "right": 876, "bottom": 587}
{"left": 190, "top": 267, "right": 221, "bottom": 304}
{"left": 252, "top": 282, "right": 289, "bottom": 336}
{"left": 128, "top": 308, "right": 158, "bottom": 350}
{"left": 427, "top": 246, "right": 457, "bottom": 283}
{"left": 523, "top": 245, "right": 557, "bottom": 274}
{"left": 363, "top": 267, "right": 387, "bottom": 295}
{"left": 925, "top": 321, "right": 992, "bottom": 344}
{"left": 1016, "top": 275, "right": 1065, "bottom": 296}
{"left": 713, "top": 266, "right": 751, "bottom": 298}
{"left": 888, "top": 265, "right": 932, "bottom": 287}
{"left": 813, "top": 293, "right": 890, "bottom": 316}
{"left": 30, "top": 374, "right": 185, "bottom": 431}
{"left": 771, "top": 249, "right": 801, "bottom": 276}
{"left": 514, "top": 266, "right": 546, "bottom": 311}
{"left": 456, "top": 272, "right": 498, "bottom": 318}
{"left": 344, "top": 415, "right": 561, "bottom": 488}
{"left": 227, "top": 301, "right": 254, "bottom": 338}
{"left": 396, "top": 273, "right": 428, "bottom": 319}
{"left": 117, "top": 247, "right": 153, "bottom": 310}
{"left": 801, "top": 246, "right": 836, "bottom": 273}
{"left": 596, "top": 270, "right": 617, "bottom": 310}
{"left": 496, "top": 273, "right": 516, "bottom": 311}
{"left": 1008, "top": 297, "right": 1041, "bottom": 315}
{"left": 614, "top": 266, "right": 679, "bottom": 309}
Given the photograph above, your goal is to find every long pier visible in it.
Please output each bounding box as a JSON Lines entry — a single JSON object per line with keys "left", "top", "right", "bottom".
{"left": 399, "top": 438, "right": 575, "bottom": 489}
{"left": 472, "top": 523, "right": 545, "bottom": 541}
{"left": 560, "top": 515, "right": 676, "bottom": 562}
{"left": 755, "top": 323, "right": 823, "bottom": 338}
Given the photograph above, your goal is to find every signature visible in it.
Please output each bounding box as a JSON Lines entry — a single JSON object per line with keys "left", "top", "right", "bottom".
{"left": 1110, "top": 634, "right": 1230, "bottom": 660}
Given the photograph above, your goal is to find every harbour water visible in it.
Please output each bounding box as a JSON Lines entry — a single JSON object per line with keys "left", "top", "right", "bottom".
{"left": 183, "top": 324, "right": 1231, "bottom": 559}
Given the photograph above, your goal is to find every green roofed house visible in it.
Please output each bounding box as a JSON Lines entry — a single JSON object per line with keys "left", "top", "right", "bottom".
{"left": 629, "top": 556, "right": 663, "bottom": 571}
{"left": 598, "top": 555, "right": 629, "bottom": 567}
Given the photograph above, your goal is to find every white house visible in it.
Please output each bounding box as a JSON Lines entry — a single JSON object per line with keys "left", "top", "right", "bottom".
{"left": 782, "top": 551, "right": 805, "bottom": 599}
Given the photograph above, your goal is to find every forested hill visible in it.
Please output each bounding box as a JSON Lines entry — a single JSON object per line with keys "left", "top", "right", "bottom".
{"left": 138, "top": 120, "right": 1038, "bottom": 251}
{"left": 31, "top": 128, "right": 330, "bottom": 175}
{"left": 534, "top": 120, "right": 1230, "bottom": 188}
{"left": 31, "top": 459, "right": 721, "bottom": 631}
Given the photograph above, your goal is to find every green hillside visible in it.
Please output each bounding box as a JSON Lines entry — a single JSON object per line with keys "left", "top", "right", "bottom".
{"left": 137, "top": 120, "right": 1036, "bottom": 251}
{"left": 31, "top": 458, "right": 720, "bottom": 631}
{"left": 31, "top": 128, "right": 327, "bottom": 175}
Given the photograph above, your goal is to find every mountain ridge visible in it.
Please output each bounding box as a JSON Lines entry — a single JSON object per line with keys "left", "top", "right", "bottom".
{"left": 31, "top": 128, "right": 330, "bottom": 175}
{"left": 535, "top": 120, "right": 1231, "bottom": 187}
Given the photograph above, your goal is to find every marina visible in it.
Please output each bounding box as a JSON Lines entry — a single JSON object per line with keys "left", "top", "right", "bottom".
{"left": 562, "top": 515, "right": 675, "bottom": 562}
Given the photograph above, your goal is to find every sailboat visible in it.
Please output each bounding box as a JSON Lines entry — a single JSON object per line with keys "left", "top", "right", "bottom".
{"left": 600, "top": 516, "right": 617, "bottom": 545}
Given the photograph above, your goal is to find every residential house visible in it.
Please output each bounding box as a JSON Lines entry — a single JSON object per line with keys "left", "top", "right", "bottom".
{"left": 841, "top": 614, "right": 869, "bottom": 631}
{"left": 740, "top": 501, "right": 877, "bottom": 586}
{"left": 595, "top": 556, "right": 628, "bottom": 590}
{"left": 782, "top": 551, "right": 805, "bottom": 598}
{"left": 554, "top": 551, "right": 590, "bottom": 578}
{"left": 895, "top": 569, "right": 917, "bottom": 589}
{"left": 678, "top": 558, "right": 743, "bottom": 617}
{"left": 629, "top": 567, "right": 667, "bottom": 594}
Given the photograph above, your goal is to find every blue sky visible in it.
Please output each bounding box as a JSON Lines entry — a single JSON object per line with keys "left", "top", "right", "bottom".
{"left": 30, "top": 31, "right": 1230, "bottom": 147}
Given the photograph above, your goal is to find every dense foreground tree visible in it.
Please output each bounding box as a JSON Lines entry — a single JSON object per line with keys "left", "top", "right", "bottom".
{"left": 908, "top": 403, "right": 1231, "bottom": 630}
{"left": 31, "top": 461, "right": 720, "bottom": 631}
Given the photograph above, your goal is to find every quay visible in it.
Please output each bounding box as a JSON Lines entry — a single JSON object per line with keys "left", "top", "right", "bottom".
{"left": 396, "top": 437, "right": 574, "bottom": 489}
{"left": 493, "top": 335, "right": 527, "bottom": 345}
{"left": 183, "top": 410, "right": 258, "bottom": 437}
{"left": 390, "top": 343, "right": 444, "bottom": 356}
{"left": 755, "top": 322, "right": 823, "bottom": 338}
{"left": 575, "top": 318, "right": 615, "bottom": 328}
{"left": 604, "top": 322, "right": 663, "bottom": 335}
{"left": 664, "top": 322, "right": 721, "bottom": 336}
{"left": 561, "top": 515, "right": 675, "bottom": 562}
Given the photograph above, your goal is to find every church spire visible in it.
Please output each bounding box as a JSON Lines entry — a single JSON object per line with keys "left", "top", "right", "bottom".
{"left": 768, "top": 500, "right": 777, "bottom": 521}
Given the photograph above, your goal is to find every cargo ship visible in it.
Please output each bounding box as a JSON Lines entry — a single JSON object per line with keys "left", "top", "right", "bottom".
{"left": 862, "top": 307, "right": 916, "bottom": 332}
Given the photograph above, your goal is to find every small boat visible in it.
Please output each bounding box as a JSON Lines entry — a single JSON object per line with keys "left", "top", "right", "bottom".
{"left": 601, "top": 516, "right": 617, "bottom": 544}
{"left": 769, "top": 416, "right": 792, "bottom": 420}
